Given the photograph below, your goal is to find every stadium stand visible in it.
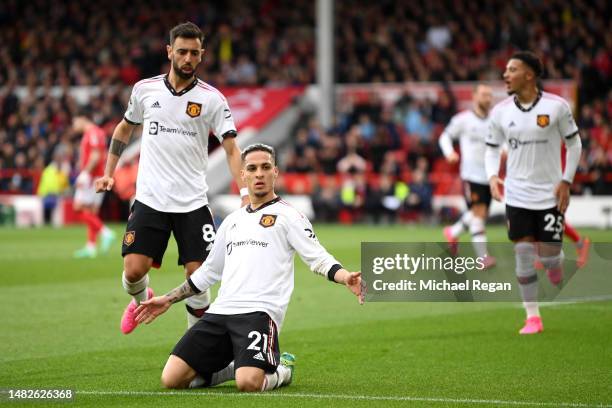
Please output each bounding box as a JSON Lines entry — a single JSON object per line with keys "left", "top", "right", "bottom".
{"left": 0, "top": 0, "right": 609, "bottom": 223}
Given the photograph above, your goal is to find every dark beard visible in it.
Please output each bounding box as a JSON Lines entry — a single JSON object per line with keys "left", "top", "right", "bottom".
{"left": 507, "top": 90, "right": 516, "bottom": 95}
{"left": 173, "top": 60, "right": 194, "bottom": 80}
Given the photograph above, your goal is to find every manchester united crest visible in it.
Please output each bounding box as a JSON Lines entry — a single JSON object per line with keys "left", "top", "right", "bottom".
{"left": 536, "top": 114, "right": 550, "bottom": 128}
{"left": 124, "top": 231, "right": 135, "bottom": 246}
{"left": 259, "top": 214, "right": 277, "bottom": 228}
{"left": 186, "top": 101, "right": 202, "bottom": 118}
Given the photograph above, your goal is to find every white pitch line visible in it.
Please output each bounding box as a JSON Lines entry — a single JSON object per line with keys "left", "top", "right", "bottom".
{"left": 539, "top": 294, "right": 612, "bottom": 307}
{"left": 75, "top": 390, "right": 612, "bottom": 407}
{"left": 511, "top": 294, "right": 612, "bottom": 309}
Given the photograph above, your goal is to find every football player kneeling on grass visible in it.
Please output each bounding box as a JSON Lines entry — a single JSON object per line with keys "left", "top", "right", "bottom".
{"left": 135, "top": 143, "right": 364, "bottom": 391}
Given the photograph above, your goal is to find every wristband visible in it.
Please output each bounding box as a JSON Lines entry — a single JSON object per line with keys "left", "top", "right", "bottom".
{"left": 240, "top": 187, "right": 249, "bottom": 197}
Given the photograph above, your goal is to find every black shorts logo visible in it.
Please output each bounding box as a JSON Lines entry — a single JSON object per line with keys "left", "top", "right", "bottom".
{"left": 124, "top": 231, "right": 135, "bottom": 246}
{"left": 186, "top": 102, "right": 202, "bottom": 118}
{"left": 259, "top": 214, "right": 277, "bottom": 228}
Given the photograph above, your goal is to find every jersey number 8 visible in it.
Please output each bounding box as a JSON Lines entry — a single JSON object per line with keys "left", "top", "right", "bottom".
{"left": 202, "top": 224, "right": 216, "bottom": 243}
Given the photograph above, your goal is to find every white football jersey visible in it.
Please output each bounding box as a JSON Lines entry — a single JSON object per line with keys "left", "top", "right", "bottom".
{"left": 487, "top": 92, "right": 579, "bottom": 209}
{"left": 189, "top": 197, "right": 341, "bottom": 329}
{"left": 124, "top": 75, "right": 237, "bottom": 212}
{"left": 439, "top": 110, "right": 490, "bottom": 184}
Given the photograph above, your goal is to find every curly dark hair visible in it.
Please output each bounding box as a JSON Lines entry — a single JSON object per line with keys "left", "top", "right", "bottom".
{"left": 169, "top": 22, "right": 204, "bottom": 45}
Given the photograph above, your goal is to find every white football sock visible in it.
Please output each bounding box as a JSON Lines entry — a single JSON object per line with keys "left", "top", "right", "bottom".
{"left": 524, "top": 302, "right": 540, "bottom": 319}
{"left": 122, "top": 271, "right": 149, "bottom": 304}
{"left": 185, "top": 288, "right": 211, "bottom": 329}
{"left": 539, "top": 251, "right": 564, "bottom": 270}
{"left": 210, "top": 361, "right": 235, "bottom": 386}
{"left": 469, "top": 217, "right": 488, "bottom": 258}
{"left": 515, "top": 242, "right": 539, "bottom": 318}
{"left": 189, "top": 361, "right": 235, "bottom": 388}
{"left": 262, "top": 365, "right": 291, "bottom": 391}
{"left": 450, "top": 210, "right": 473, "bottom": 238}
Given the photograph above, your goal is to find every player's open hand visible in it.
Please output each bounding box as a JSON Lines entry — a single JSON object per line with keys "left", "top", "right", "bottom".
{"left": 344, "top": 271, "right": 365, "bottom": 305}
{"left": 489, "top": 176, "right": 504, "bottom": 202}
{"left": 135, "top": 296, "right": 172, "bottom": 324}
{"left": 555, "top": 181, "right": 571, "bottom": 213}
{"left": 94, "top": 176, "right": 114, "bottom": 193}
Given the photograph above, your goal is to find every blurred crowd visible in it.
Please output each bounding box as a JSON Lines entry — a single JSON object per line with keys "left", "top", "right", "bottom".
{"left": 1, "top": 0, "right": 609, "bottom": 88}
{"left": 282, "top": 85, "right": 611, "bottom": 222}
{"left": 0, "top": 0, "right": 610, "bottom": 222}
{"left": 335, "top": 1, "right": 609, "bottom": 87}
{"left": 0, "top": 0, "right": 315, "bottom": 88}
{"left": 0, "top": 84, "right": 127, "bottom": 193}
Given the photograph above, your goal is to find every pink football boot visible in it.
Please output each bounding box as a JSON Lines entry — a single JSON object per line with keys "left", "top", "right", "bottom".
{"left": 546, "top": 267, "right": 563, "bottom": 286}
{"left": 121, "top": 287, "right": 154, "bottom": 334}
{"left": 519, "top": 316, "right": 543, "bottom": 335}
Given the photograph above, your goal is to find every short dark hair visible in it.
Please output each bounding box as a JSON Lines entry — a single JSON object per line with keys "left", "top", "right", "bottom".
{"left": 511, "top": 51, "right": 543, "bottom": 78}
{"left": 241, "top": 143, "right": 276, "bottom": 164}
{"left": 169, "top": 22, "right": 204, "bottom": 45}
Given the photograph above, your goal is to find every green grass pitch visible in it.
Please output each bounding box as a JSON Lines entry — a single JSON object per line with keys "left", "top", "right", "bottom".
{"left": 1, "top": 224, "right": 611, "bottom": 407}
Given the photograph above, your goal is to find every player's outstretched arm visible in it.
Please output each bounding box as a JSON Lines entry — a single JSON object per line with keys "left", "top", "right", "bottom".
{"left": 134, "top": 280, "right": 198, "bottom": 324}
{"left": 333, "top": 269, "right": 364, "bottom": 305}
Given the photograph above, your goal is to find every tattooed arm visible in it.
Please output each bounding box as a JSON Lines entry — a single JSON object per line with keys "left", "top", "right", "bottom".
{"left": 134, "top": 279, "right": 202, "bottom": 324}
{"left": 166, "top": 280, "right": 198, "bottom": 304}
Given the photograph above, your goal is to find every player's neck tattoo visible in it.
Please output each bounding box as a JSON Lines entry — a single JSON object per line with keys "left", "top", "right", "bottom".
{"left": 109, "top": 139, "right": 127, "bottom": 157}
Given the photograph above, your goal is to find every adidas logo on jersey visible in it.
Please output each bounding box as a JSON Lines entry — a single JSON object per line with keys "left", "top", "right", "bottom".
{"left": 253, "top": 352, "right": 265, "bottom": 362}
{"left": 151, "top": 101, "right": 161, "bottom": 108}
{"left": 509, "top": 121, "right": 516, "bottom": 127}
